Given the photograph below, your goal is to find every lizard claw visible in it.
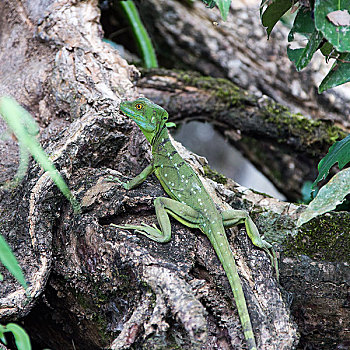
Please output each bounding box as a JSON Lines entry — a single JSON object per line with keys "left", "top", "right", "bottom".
{"left": 105, "top": 175, "right": 122, "bottom": 183}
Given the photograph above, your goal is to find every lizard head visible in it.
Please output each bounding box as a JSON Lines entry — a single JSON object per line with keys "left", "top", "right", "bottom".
{"left": 120, "top": 97, "right": 168, "bottom": 143}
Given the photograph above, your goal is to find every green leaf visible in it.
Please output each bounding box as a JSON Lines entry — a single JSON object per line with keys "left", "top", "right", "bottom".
{"left": 288, "top": 8, "right": 316, "bottom": 42}
{"left": 261, "top": 0, "right": 293, "bottom": 36}
{"left": 202, "top": 0, "right": 216, "bottom": 9}
{"left": 320, "top": 41, "right": 334, "bottom": 56}
{"left": 201, "top": 0, "right": 230, "bottom": 20}
{"left": 5, "top": 323, "right": 31, "bottom": 350}
{"left": 287, "top": 30, "right": 324, "bottom": 71}
{"left": 319, "top": 52, "right": 350, "bottom": 92}
{"left": 315, "top": 0, "right": 350, "bottom": 52}
{"left": 118, "top": 0, "right": 158, "bottom": 68}
{"left": 298, "top": 167, "right": 350, "bottom": 226}
{"left": 0, "top": 325, "right": 6, "bottom": 345}
{"left": 313, "top": 134, "right": 350, "bottom": 187}
{"left": 287, "top": 8, "right": 324, "bottom": 70}
{"left": 165, "top": 122, "right": 176, "bottom": 128}
{"left": 0, "top": 331, "right": 6, "bottom": 345}
{"left": 0, "top": 97, "right": 80, "bottom": 213}
{"left": 287, "top": 48, "right": 304, "bottom": 65}
{"left": 0, "top": 234, "right": 27, "bottom": 289}
{"left": 215, "top": 0, "right": 231, "bottom": 21}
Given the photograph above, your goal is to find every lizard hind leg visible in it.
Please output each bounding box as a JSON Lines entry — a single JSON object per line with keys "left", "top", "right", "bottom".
{"left": 221, "top": 209, "right": 279, "bottom": 280}
{"left": 112, "top": 197, "right": 202, "bottom": 243}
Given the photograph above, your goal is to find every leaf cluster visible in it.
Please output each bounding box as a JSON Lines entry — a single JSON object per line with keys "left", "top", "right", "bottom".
{"left": 261, "top": 0, "right": 350, "bottom": 92}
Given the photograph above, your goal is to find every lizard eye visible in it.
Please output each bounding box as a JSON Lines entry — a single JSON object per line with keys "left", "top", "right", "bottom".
{"left": 135, "top": 103, "right": 143, "bottom": 110}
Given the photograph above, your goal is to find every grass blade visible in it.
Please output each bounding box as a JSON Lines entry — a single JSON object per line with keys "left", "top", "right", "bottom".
{"left": 0, "top": 235, "right": 27, "bottom": 289}
{"left": 119, "top": 0, "right": 158, "bottom": 68}
{"left": 0, "top": 97, "right": 80, "bottom": 213}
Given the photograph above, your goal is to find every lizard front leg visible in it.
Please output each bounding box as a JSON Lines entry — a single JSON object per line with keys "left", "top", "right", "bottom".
{"left": 108, "top": 163, "right": 154, "bottom": 190}
{"left": 113, "top": 197, "right": 202, "bottom": 243}
{"left": 221, "top": 209, "right": 279, "bottom": 280}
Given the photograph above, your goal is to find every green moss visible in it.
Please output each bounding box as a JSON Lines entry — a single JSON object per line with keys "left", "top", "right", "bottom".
{"left": 284, "top": 212, "right": 350, "bottom": 261}
{"left": 262, "top": 102, "right": 316, "bottom": 133}
{"left": 326, "top": 125, "right": 345, "bottom": 143}
{"left": 260, "top": 99, "right": 346, "bottom": 153}
{"left": 94, "top": 314, "right": 110, "bottom": 342}
{"left": 203, "top": 165, "right": 227, "bottom": 185}
{"left": 176, "top": 71, "right": 245, "bottom": 107}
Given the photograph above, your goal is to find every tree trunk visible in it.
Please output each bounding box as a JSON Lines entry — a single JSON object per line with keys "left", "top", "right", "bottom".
{"left": 0, "top": 1, "right": 348, "bottom": 350}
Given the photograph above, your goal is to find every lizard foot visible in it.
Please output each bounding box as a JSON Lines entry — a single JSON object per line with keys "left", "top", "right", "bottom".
{"left": 262, "top": 243, "right": 279, "bottom": 282}
{"left": 105, "top": 175, "right": 131, "bottom": 189}
{"left": 111, "top": 223, "right": 170, "bottom": 243}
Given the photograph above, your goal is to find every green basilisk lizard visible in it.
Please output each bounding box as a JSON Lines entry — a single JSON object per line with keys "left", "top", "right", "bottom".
{"left": 112, "top": 97, "right": 278, "bottom": 350}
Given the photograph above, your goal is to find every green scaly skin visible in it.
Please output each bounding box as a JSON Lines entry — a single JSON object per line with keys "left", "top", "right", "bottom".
{"left": 114, "top": 97, "right": 278, "bottom": 350}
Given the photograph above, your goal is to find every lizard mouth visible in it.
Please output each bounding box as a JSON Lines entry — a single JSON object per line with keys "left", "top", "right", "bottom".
{"left": 120, "top": 104, "right": 155, "bottom": 132}
{"left": 120, "top": 105, "right": 144, "bottom": 122}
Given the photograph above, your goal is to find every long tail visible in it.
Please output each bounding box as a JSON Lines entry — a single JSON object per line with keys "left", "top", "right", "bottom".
{"left": 207, "top": 224, "right": 257, "bottom": 350}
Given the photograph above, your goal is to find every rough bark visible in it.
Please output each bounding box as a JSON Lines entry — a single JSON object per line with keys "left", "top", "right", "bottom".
{"left": 0, "top": 1, "right": 348, "bottom": 350}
